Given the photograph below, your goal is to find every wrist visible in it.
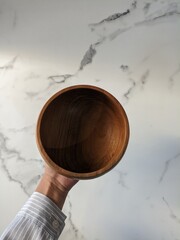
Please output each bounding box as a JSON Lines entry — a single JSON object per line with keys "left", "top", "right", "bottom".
{"left": 36, "top": 174, "right": 68, "bottom": 209}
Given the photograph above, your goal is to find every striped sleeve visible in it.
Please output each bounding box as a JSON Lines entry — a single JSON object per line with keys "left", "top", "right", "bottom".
{"left": 0, "top": 192, "right": 66, "bottom": 240}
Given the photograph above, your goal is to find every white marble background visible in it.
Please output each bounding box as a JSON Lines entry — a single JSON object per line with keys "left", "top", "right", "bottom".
{"left": 0, "top": 0, "right": 180, "bottom": 239}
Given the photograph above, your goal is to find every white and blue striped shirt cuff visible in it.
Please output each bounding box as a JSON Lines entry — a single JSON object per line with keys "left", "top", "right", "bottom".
{"left": 0, "top": 192, "right": 66, "bottom": 240}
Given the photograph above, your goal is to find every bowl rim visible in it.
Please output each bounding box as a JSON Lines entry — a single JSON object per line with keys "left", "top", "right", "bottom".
{"left": 36, "top": 84, "right": 130, "bottom": 179}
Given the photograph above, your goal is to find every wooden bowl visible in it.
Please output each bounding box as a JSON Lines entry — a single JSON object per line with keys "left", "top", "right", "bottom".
{"left": 36, "top": 85, "right": 129, "bottom": 179}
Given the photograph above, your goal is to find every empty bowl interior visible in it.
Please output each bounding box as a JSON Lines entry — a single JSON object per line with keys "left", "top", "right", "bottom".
{"left": 39, "top": 88, "right": 128, "bottom": 174}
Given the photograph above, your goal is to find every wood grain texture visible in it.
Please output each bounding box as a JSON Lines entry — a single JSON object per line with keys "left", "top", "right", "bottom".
{"left": 36, "top": 85, "right": 129, "bottom": 179}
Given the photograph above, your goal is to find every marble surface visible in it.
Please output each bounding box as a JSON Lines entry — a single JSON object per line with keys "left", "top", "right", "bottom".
{"left": 0, "top": 0, "right": 180, "bottom": 239}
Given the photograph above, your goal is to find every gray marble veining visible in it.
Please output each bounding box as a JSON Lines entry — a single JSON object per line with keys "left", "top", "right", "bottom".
{"left": 0, "top": 0, "right": 180, "bottom": 239}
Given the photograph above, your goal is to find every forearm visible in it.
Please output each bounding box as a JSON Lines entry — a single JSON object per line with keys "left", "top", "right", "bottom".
{"left": 0, "top": 166, "right": 77, "bottom": 240}
{"left": 36, "top": 173, "right": 68, "bottom": 210}
{"left": 0, "top": 174, "right": 69, "bottom": 240}
{"left": 0, "top": 192, "right": 66, "bottom": 240}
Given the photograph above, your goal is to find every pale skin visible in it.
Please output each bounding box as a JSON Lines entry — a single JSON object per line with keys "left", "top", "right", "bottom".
{"left": 36, "top": 165, "right": 78, "bottom": 209}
